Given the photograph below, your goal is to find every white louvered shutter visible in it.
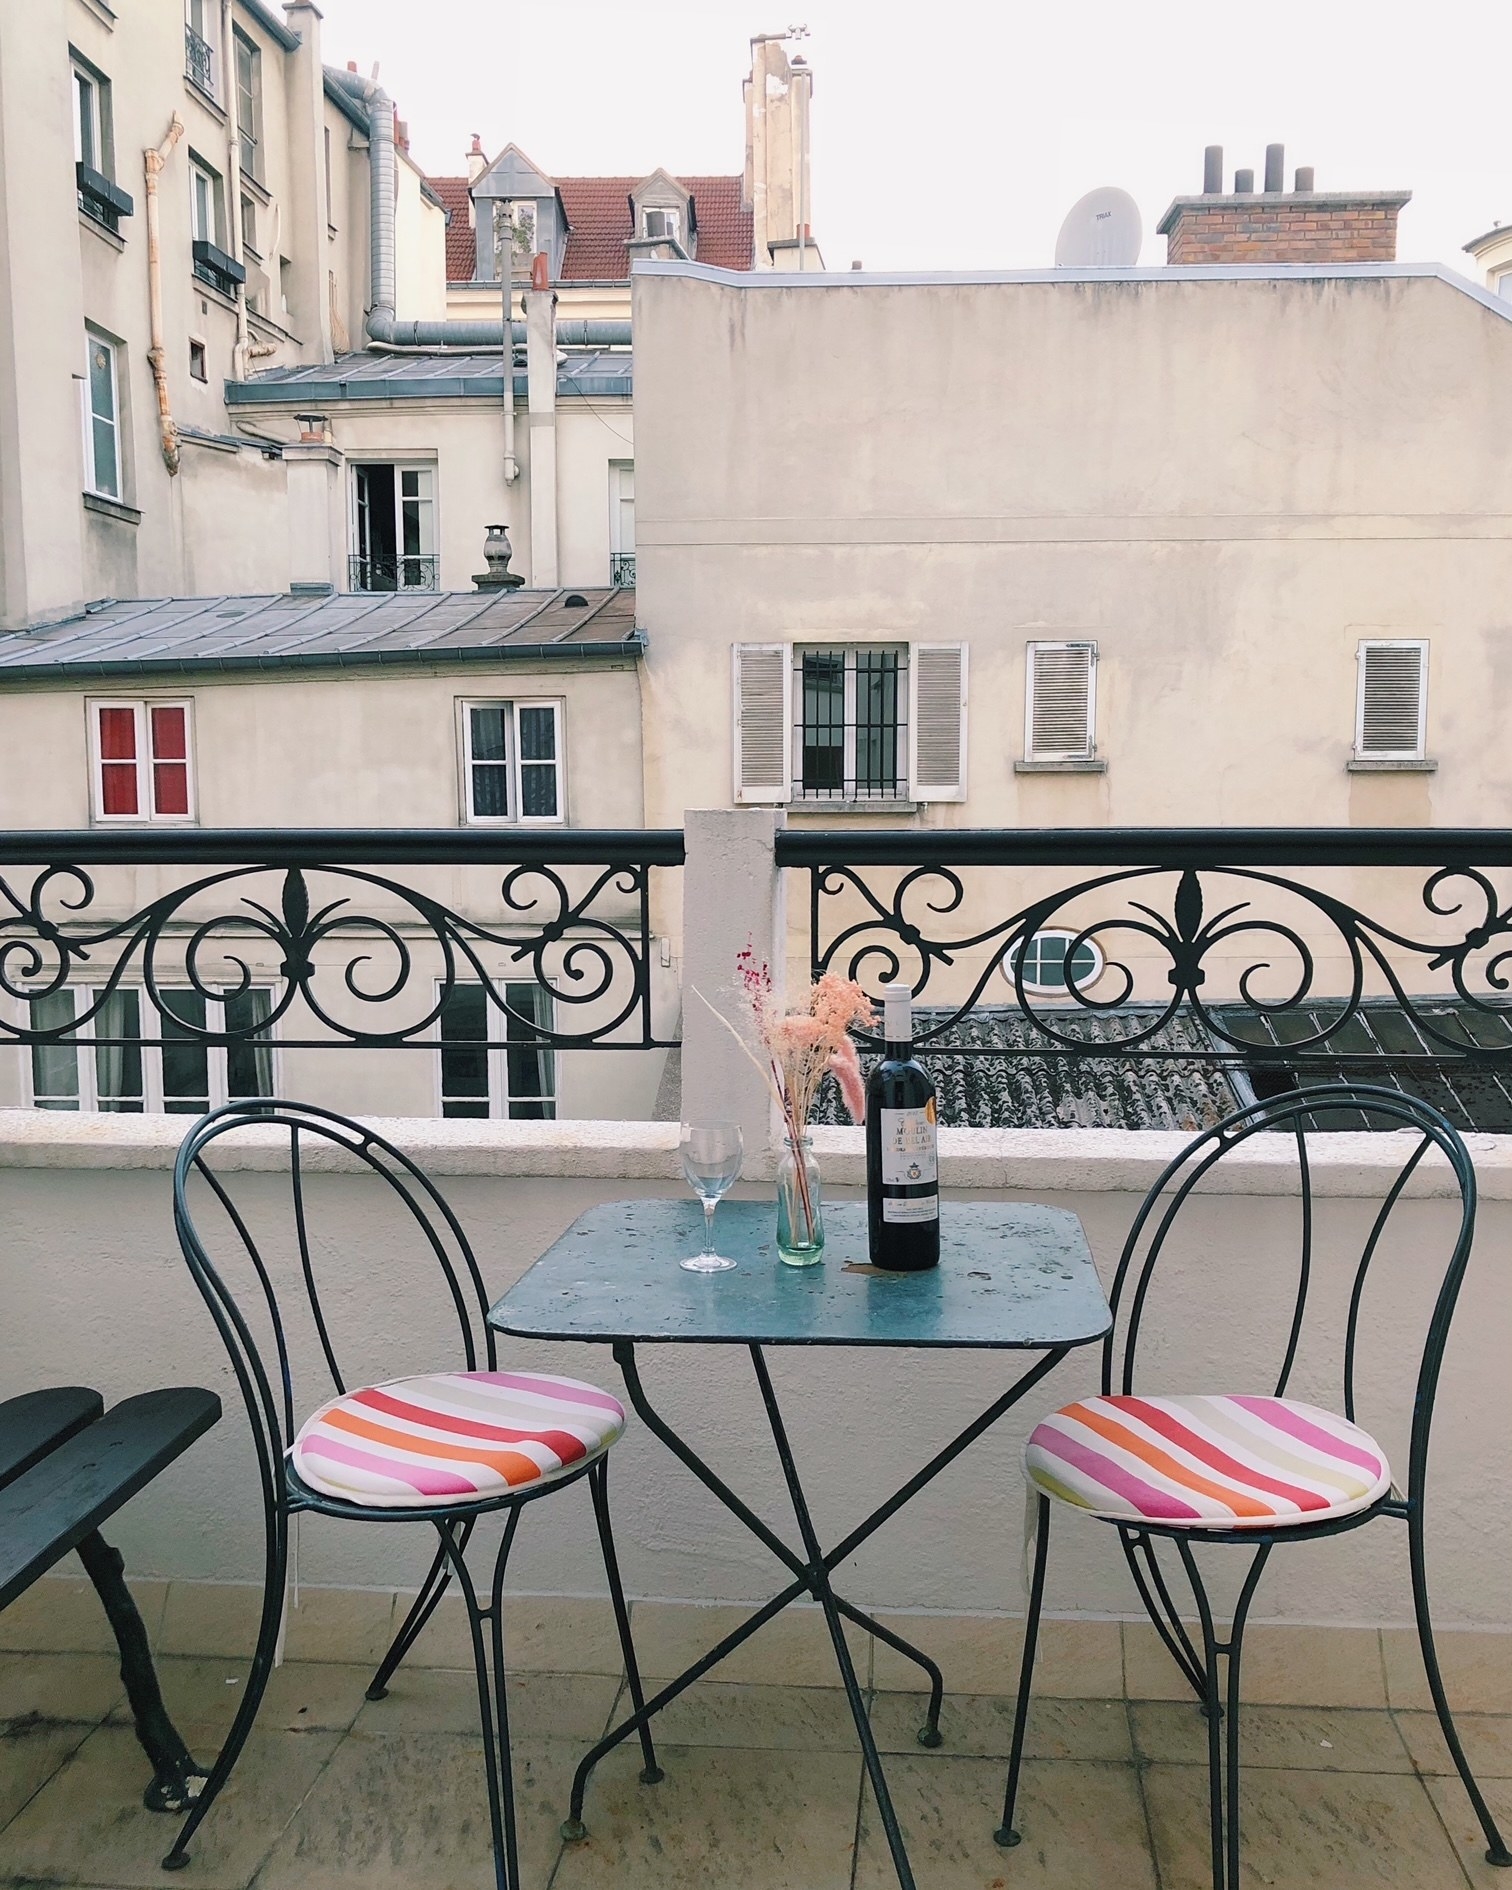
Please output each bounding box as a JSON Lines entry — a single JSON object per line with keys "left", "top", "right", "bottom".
{"left": 1026, "top": 642, "right": 1096, "bottom": 760}
{"left": 1356, "top": 641, "right": 1427, "bottom": 758}
{"left": 732, "top": 644, "right": 791, "bottom": 802}
{"left": 909, "top": 644, "right": 967, "bottom": 801}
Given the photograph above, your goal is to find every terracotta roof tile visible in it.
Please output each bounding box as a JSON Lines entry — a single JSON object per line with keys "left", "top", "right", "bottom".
{"left": 428, "top": 170, "right": 752, "bottom": 283}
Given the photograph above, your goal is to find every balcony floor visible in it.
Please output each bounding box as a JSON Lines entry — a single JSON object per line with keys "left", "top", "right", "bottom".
{"left": 3, "top": 1609, "right": 1508, "bottom": 1890}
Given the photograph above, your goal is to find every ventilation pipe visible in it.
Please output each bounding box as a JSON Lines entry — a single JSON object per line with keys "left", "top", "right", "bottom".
{"left": 144, "top": 113, "right": 186, "bottom": 475}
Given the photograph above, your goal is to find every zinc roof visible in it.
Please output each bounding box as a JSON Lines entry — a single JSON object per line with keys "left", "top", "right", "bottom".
{"left": 227, "top": 350, "right": 632, "bottom": 407}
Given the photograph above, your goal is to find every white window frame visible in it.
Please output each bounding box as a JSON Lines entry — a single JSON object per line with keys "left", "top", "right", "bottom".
{"left": 88, "top": 697, "right": 197, "bottom": 824}
{"left": 24, "top": 985, "right": 278, "bottom": 1113}
{"left": 609, "top": 461, "right": 635, "bottom": 554}
{"left": 82, "top": 329, "right": 121, "bottom": 500}
{"left": 642, "top": 206, "right": 681, "bottom": 242}
{"left": 189, "top": 154, "right": 226, "bottom": 248}
{"left": 434, "top": 978, "right": 557, "bottom": 1120}
{"left": 233, "top": 27, "right": 261, "bottom": 182}
{"left": 1354, "top": 638, "right": 1429, "bottom": 761}
{"left": 1003, "top": 930, "right": 1105, "bottom": 997}
{"left": 459, "top": 698, "right": 565, "bottom": 826}
{"left": 185, "top": 0, "right": 219, "bottom": 97}
{"left": 349, "top": 460, "right": 438, "bottom": 592}
{"left": 72, "top": 54, "right": 111, "bottom": 176}
{"left": 1024, "top": 640, "right": 1098, "bottom": 762}
{"left": 792, "top": 643, "right": 909, "bottom": 802}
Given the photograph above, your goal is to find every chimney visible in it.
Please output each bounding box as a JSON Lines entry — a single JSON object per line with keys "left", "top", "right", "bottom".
{"left": 744, "top": 33, "right": 822, "bottom": 270}
{"left": 467, "top": 134, "right": 487, "bottom": 185}
{"left": 1158, "top": 150, "right": 1410, "bottom": 265}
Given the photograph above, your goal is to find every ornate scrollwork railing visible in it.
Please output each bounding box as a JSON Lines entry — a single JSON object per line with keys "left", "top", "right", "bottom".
{"left": 778, "top": 828, "right": 1512, "bottom": 1067}
{"left": 0, "top": 830, "right": 682, "bottom": 1052}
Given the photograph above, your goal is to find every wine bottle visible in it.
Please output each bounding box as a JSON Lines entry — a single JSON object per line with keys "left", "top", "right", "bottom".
{"left": 865, "top": 986, "right": 940, "bottom": 1271}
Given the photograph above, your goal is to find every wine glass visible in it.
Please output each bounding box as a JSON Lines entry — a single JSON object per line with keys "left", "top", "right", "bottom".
{"left": 678, "top": 1122, "right": 744, "bottom": 1273}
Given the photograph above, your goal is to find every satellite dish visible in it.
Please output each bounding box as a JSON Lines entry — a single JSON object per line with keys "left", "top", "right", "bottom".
{"left": 1054, "top": 187, "right": 1143, "bottom": 267}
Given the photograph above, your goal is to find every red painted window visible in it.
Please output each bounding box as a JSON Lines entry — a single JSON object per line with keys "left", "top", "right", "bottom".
{"left": 150, "top": 705, "right": 190, "bottom": 816}
{"left": 97, "top": 705, "right": 139, "bottom": 816}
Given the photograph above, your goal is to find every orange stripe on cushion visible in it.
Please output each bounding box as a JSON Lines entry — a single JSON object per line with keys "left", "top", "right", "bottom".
{"left": 321, "top": 1406, "right": 544, "bottom": 1487}
{"left": 1064, "top": 1403, "right": 1274, "bottom": 1520}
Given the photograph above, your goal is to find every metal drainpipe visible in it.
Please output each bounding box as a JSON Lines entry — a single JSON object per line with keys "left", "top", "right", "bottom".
{"left": 220, "top": 0, "right": 250, "bottom": 380}
{"left": 501, "top": 207, "right": 518, "bottom": 484}
{"left": 144, "top": 114, "right": 186, "bottom": 475}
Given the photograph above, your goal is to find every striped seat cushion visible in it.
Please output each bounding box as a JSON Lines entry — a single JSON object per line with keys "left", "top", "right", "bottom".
{"left": 291, "top": 1371, "right": 626, "bottom": 1509}
{"left": 1024, "top": 1395, "right": 1391, "bottom": 1530}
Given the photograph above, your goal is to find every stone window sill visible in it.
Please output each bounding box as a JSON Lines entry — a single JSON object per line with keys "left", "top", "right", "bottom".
{"left": 184, "top": 76, "right": 226, "bottom": 122}
{"left": 788, "top": 799, "right": 921, "bottom": 816}
{"left": 79, "top": 211, "right": 125, "bottom": 252}
{"left": 1015, "top": 758, "right": 1107, "bottom": 774}
{"left": 1347, "top": 757, "right": 1437, "bottom": 773}
{"left": 83, "top": 491, "right": 141, "bottom": 526}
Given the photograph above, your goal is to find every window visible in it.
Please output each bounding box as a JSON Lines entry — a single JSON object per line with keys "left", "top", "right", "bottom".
{"left": 233, "top": 30, "right": 261, "bottom": 180}
{"left": 72, "top": 54, "right": 112, "bottom": 176}
{"left": 642, "top": 207, "right": 680, "bottom": 242}
{"left": 1025, "top": 641, "right": 1097, "bottom": 761}
{"left": 1005, "top": 931, "right": 1104, "bottom": 996}
{"left": 461, "top": 701, "right": 562, "bottom": 823}
{"left": 185, "top": 0, "right": 217, "bottom": 95}
{"left": 733, "top": 642, "right": 966, "bottom": 804}
{"left": 188, "top": 337, "right": 207, "bottom": 381}
{"left": 1355, "top": 640, "right": 1428, "bottom": 760}
{"left": 437, "top": 981, "right": 556, "bottom": 1119}
{"left": 351, "top": 463, "right": 437, "bottom": 590}
{"left": 323, "top": 125, "right": 334, "bottom": 228}
{"left": 190, "top": 156, "right": 225, "bottom": 248}
{"left": 90, "top": 700, "right": 194, "bottom": 821}
{"left": 239, "top": 193, "right": 257, "bottom": 255}
{"left": 609, "top": 461, "right": 635, "bottom": 586}
{"left": 28, "top": 986, "right": 274, "bottom": 1114}
{"left": 82, "top": 330, "right": 120, "bottom": 498}
{"left": 500, "top": 200, "right": 537, "bottom": 275}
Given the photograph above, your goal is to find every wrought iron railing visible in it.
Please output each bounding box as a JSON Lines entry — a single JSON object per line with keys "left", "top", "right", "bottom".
{"left": 0, "top": 830, "right": 682, "bottom": 1056}
{"left": 184, "top": 24, "right": 215, "bottom": 95}
{"left": 348, "top": 554, "right": 440, "bottom": 593}
{"left": 781, "top": 827, "right": 1512, "bottom": 1128}
{"left": 609, "top": 553, "right": 636, "bottom": 588}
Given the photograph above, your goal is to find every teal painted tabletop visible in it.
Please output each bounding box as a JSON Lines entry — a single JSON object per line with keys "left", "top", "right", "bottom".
{"left": 488, "top": 1198, "right": 1111, "bottom": 1350}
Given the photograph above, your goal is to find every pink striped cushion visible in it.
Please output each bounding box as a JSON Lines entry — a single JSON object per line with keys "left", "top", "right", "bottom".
{"left": 291, "top": 1371, "right": 626, "bottom": 1509}
{"left": 1025, "top": 1394, "right": 1391, "bottom": 1530}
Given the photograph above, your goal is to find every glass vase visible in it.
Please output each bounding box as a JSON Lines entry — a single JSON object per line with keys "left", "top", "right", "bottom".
{"left": 776, "top": 1133, "right": 824, "bottom": 1267}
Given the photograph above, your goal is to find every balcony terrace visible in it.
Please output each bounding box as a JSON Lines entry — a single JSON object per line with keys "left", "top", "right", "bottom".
{"left": 2, "top": 814, "right": 1510, "bottom": 1887}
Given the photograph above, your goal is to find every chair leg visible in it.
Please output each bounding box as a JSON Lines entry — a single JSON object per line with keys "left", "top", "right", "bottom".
{"left": 588, "top": 1454, "right": 663, "bottom": 1785}
{"left": 1177, "top": 1540, "right": 1226, "bottom": 1890}
{"left": 1409, "top": 1510, "right": 1512, "bottom": 1868}
{"left": 441, "top": 1512, "right": 522, "bottom": 1890}
{"left": 162, "top": 1511, "right": 288, "bottom": 1870}
{"left": 365, "top": 1519, "right": 473, "bottom": 1702}
{"left": 1178, "top": 1539, "right": 1270, "bottom": 1890}
{"left": 996, "top": 1493, "right": 1051, "bottom": 1848}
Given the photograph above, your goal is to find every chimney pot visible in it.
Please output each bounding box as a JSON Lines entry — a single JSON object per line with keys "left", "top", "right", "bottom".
{"left": 1294, "top": 165, "right": 1315, "bottom": 192}
{"left": 1203, "top": 145, "right": 1223, "bottom": 194}
{"left": 850, "top": 258, "right": 863, "bottom": 270}
{"left": 1234, "top": 168, "right": 1255, "bottom": 193}
{"left": 1264, "top": 143, "right": 1285, "bottom": 193}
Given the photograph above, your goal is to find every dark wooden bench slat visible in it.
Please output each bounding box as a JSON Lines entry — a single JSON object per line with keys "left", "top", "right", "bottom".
{"left": 0, "top": 1388, "right": 221, "bottom": 1612}
{"left": 0, "top": 1387, "right": 104, "bottom": 1491}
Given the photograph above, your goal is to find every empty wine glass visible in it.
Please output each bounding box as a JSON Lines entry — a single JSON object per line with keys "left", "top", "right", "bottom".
{"left": 678, "top": 1122, "right": 744, "bottom": 1273}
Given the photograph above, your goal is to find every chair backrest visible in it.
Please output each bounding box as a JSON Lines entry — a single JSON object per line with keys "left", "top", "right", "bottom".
{"left": 172, "top": 1099, "right": 496, "bottom": 1517}
{"left": 1104, "top": 1082, "right": 1477, "bottom": 1508}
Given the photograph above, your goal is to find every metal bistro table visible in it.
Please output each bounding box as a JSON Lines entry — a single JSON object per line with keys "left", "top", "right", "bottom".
{"left": 487, "top": 1196, "right": 1111, "bottom": 1890}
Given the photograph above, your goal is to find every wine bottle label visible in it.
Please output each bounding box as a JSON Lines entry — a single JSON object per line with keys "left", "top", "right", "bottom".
{"left": 879, "top": 1105, "right": 938, "bottom": 1187}
{"left": 883, "top": 1194, "right": 939, "bottom": 1224}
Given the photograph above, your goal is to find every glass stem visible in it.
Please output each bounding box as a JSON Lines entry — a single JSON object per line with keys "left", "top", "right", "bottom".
{"left": 703, "top": 1199, "right": 716, "bottom": 1256}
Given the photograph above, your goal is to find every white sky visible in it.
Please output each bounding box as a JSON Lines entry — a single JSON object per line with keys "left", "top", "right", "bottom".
{"left": 315, "top": 0, "right": 1512, "bottom": 276}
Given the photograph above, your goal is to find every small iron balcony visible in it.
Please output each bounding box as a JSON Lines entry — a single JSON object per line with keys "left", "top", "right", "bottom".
{"left": 348, "top": 554, "right": 439, "bottom": 593}
{"left": 610, "top": 553, "right": 636, "bottom": 588}
{"left": 184, "top": 24, "right": 215, "bottom": 95}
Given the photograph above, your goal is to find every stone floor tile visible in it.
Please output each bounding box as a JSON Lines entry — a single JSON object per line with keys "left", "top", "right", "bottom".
{"left": 0, "top": 1720, "right": 95, "bottom": 1830}
{"left": 1142, "top": 1762, "right": 1468, "bottom": 1889}
{"left": 1124, "top": 1621, "right": 1387, "bottom": 1708}
{"left": 870, "top": 1612, "right": 1123, "bottom": 1698}
{"left": 106, "top": 1658, "right": 369, "bottom": 1738}
{"left": 406, "top": 1594, "right": 627, "bottom": 1677}
{"left": 0, "top": 1720, "right": 340, "bottom": 1888}
{"left": 352, "top": 1666, "right": 621, "bottom": 1742}
{"left": 1383, "top": 1628, "right": 1512, "bottom": 1714}
{"left": 0, "top": 1576, "right": 167, "bottom": 1656}
{"left": 1422, "top": 1773, "right": 1512, "bottom": 1885}
{"left": 626, "top": 1599, "right": 870, "bottom": 1689}
{"left": 1132, "top": 1701, "right": 1414, "bottom": 1772}
{"left": 253, "top": 1728, "right": 572, "bottom": 1890}
{"left": 854, "top": 1754, "right": 1157, "bottom": 1889}
{"left": 869, "top": 1689, "right": 1132, "bottom": 1763}
{"left": 628, "top": 1680, "right": 865, "bottom": 1751}
{"left": 551, "top": 1741, "right": 861, "bottom": 1890}
{"left": 0, "top": 1652, "right": 125, "bottom": 1726}
{"left": 1395, "top": 1709, "right": 1512, "bottom": 1779}
{"left": 157, "top": 1583, "right": 396, "bottom": 1665}
{"left": 156, "top": 1582, "right": 266, "bottom": 1659}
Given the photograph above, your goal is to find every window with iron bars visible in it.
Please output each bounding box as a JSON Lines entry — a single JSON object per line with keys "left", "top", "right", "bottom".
{"left": 794, "top": 646, "right": 908, "bottom": 801}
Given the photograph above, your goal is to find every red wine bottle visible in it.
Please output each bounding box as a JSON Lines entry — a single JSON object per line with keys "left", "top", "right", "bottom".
{"left": 865, "top": 986, "right": 940, "bottom": 1271}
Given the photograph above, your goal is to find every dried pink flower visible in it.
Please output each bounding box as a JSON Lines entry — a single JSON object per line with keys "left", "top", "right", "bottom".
{"left": 827, "top": 1036, "right": 867, "bottom": 1125}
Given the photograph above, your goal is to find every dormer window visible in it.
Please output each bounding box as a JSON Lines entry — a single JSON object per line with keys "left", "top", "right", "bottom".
{"left": 642, "top": 206, "right": 680, "bottom": 243}
{"left": 495, "top": 199, "right": 537, "bottom": 276}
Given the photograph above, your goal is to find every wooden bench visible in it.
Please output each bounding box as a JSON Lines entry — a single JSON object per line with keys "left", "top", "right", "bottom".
{"left": 0, "top": 1384, "right": 220, "bottom": 1811}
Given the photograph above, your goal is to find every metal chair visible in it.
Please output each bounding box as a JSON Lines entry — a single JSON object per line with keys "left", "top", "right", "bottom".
{"left": 996, "top": 1082, "right": 1511, "bottom": 1890}
{"left": 164, "top": 1100, "right": 660, "bottom": 1890}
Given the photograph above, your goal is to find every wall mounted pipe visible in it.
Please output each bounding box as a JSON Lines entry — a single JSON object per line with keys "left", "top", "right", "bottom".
{"left": 144, "top": 114, "right": 186, "bottom": 475}
{"left": 366, "top": 317, "right": 631, "bottom": 349}
{"left": 221, "top": 0, "right": 251, "bottom": 379}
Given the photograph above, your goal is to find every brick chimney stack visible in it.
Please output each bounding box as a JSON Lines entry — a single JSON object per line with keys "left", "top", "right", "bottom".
{"left": 1159, "top": 147, "right": 1410, "bottom": 265}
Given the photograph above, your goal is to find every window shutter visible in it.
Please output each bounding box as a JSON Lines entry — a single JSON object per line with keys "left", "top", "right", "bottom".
{"left": 732, "top": 644, "right": 791, "bottom": 802}
{"left": 1357, "top": 641, "right": 1427, "bottom": 757}
{"left": 1026, "top": 642, "right": 1096, "bottom": 759}
{"left": 96, "top": 704, "right": 139, "bottom": 816}
{"left": 909, "top": 643, "right": 967, "bottom": 801}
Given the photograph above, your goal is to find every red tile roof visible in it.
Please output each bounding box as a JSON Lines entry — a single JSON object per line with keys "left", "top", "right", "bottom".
{"left": 428, "top": 171, "right": 752, "bottom": 283}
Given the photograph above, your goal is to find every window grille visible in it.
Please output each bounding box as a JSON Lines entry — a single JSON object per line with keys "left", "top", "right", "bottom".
{"left": 794, "top": 646, "right": 907, "bottom": 801}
